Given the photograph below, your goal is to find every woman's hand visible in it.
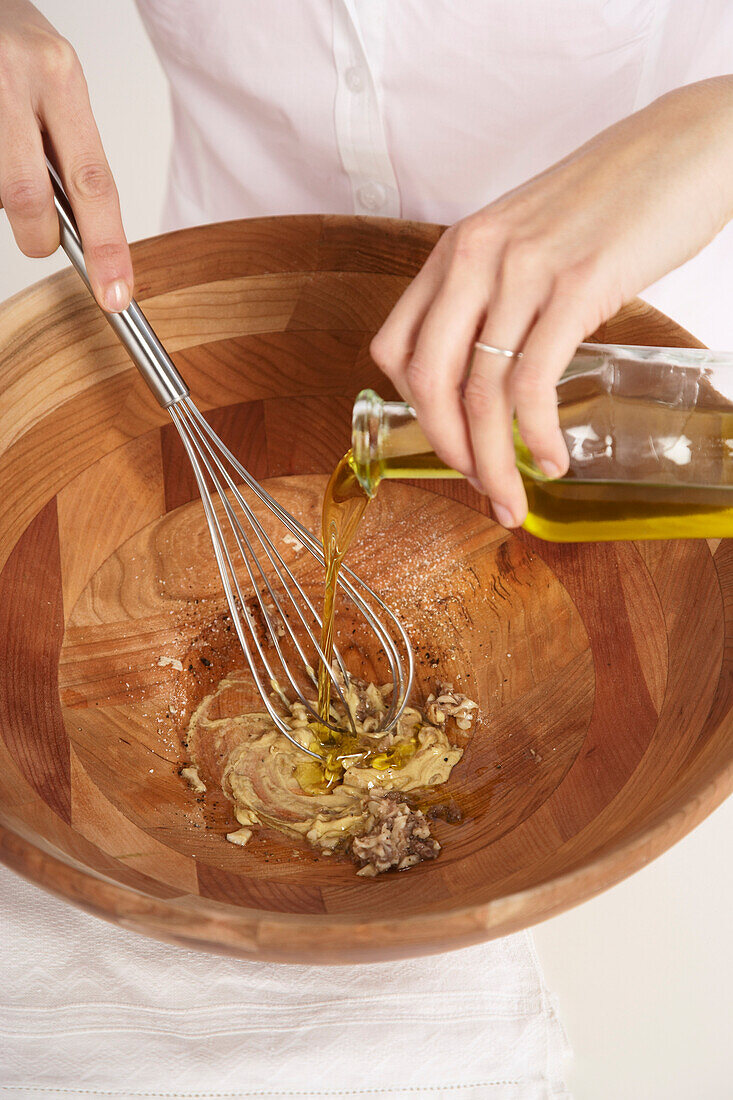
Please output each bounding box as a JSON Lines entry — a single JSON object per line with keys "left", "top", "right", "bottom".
{"left": 371, "top": 77, "right": 733, "bottom": 528}
{"left": 0, "top": 0, "right": 132, "bottom": 310}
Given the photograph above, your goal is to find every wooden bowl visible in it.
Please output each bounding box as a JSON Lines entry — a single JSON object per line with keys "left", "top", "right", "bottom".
{"left": 1, "top": 215, "right": 731, "bottom": 964}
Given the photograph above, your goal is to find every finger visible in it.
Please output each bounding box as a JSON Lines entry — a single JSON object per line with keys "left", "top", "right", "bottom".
{"left": 464, "top": 249, "right": 552, "bottom": 524}
{"left": 402, "top": 267, "right": 491, "bottom": 477}
{"left": 370, "top": 237, "right": 448, "bottom": 404}
{"left": 40, "top": 72, "right": 132, "bottom": 312}
{"left": 513, "top": 291, "right": 590, "bottom": 477}
{"left": 464, "top": 345, "right": 527, "bottom": 526}
{"left": 0, "top": 101, "right": 59, "bottom": 258}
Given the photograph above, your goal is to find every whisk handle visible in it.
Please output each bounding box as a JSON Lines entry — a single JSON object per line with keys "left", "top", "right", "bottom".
{"left": 47, "top": 158, "right": 189, "bottom": 409}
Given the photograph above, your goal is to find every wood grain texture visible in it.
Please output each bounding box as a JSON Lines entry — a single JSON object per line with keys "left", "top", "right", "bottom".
{"left": 58, "top": 430, "right": 166, "bottom": 618}
{"left": 0, "top": 214, "right": 731, "bottom": 963}
{"left": 161, "top": 401, "right": 268, "bottom": 512}
{"left": 0, "top": 499, "right": 70, "bottom": 823}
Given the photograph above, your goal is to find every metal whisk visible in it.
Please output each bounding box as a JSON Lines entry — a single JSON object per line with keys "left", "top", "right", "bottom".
{"left": 48, "top": 161, "right": 413, "bottom": 759}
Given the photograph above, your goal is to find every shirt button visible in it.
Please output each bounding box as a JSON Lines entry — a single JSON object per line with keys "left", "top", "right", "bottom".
{"left": 357, "top": 182, "right": 387, "bottom": 211}
{"left": 345, "top": 66, "right": 365, "bottom": 92}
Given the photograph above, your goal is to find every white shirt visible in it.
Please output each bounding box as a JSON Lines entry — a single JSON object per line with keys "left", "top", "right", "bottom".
{"left": 134, "top": 1, "right": 728, "bottom": 219}
{"left": 135, "top": 0, "right": 733, "bottom": 346}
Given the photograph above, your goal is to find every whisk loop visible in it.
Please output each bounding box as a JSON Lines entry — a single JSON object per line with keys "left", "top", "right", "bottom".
{"left": 48, "top": 159, "right": 414, "bottom": 760}
{"left": 168, "top": 397, "right": 413, "bottom": 754}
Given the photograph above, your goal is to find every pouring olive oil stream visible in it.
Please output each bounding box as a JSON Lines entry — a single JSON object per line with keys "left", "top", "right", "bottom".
{"left": 314, "top": 340, "right": 733, "bottom": 778}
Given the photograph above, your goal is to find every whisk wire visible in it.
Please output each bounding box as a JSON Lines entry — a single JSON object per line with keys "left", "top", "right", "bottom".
{"left": 182, "top": 399, "right": 414, "bottom": 731}
{"left": 173, "top": 399, "right": 359, "bottom": 737}
{"left": 170, "top": 406, "right": 323, "bottom": 758}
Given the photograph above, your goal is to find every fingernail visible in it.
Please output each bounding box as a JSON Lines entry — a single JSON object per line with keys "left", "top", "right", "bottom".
{"left": 492, "top": 503, "right": 515, "bottom": 528}
{"left": 103, "top": 280, "right": 129, "bottom": 313}
{"left": 467, "top": 477, "right": 484, "bottom": 493}
{"left": 539, "top": 459, "right": 562, "bottom": 479}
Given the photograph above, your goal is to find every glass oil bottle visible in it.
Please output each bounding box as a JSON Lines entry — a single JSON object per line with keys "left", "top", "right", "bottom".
{"left": 350, "top": 342, "right": 733, "bottom": 542}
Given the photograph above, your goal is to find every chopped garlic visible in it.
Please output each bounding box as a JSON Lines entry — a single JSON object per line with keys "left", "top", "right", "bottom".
{"left": 157, "top": 656, "right": 183, "bottom": 672}
{"left": 283, "top": 532, "right": 304, "bottom": 552}
{"left": 226, "top": 827, "right": 252, "bottom": 847}
{"left": 181, "top": 765, "right": 206, "bottom": 793}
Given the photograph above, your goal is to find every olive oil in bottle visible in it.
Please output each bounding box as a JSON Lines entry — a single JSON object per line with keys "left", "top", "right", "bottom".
{"left": 350, "top": 343, "right": 733, "bottom": 542}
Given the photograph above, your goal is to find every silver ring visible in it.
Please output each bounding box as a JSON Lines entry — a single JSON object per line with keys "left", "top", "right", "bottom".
{"left": 474, "top": 341, "right": 523, "bottom": 359}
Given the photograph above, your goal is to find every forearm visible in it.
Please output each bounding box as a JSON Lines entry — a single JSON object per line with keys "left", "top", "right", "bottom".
{"left": 586, "top": 76, "right": 733, "bottom": 231}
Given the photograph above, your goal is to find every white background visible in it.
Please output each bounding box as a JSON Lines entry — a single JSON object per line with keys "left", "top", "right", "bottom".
{"left": 1, "top": 4, "right": 731, "bottom": 1098}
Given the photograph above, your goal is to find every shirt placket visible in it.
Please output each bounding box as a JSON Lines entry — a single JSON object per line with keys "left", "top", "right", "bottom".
{"left": 332, "top": 0, "right": 401, "bottom": 217}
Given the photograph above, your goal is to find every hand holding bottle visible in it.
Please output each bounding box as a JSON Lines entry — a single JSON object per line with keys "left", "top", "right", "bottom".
{"left": 0, "top": 0, "right": 132, "bottom": 311}
{"left": 370, "top": 77, "right": 733, "bottom": 528}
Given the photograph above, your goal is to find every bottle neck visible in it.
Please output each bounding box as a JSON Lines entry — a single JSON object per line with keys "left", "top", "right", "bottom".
{"left": 351, "top": 389, "right": 455, "bottom": 494}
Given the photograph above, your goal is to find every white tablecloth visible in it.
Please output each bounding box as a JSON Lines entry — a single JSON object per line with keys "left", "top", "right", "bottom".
{"left": 0, "top": 865, "right": 570, "bottom": 1100}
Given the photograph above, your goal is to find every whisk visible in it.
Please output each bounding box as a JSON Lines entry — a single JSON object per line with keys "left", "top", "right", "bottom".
{"left": 47, "top": 161, "right": 413, "bottom": 759}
